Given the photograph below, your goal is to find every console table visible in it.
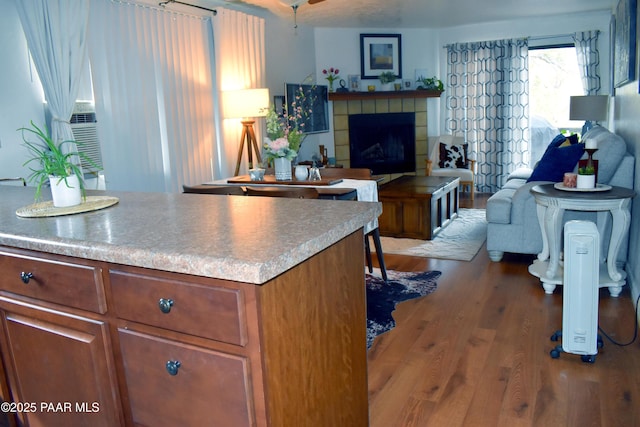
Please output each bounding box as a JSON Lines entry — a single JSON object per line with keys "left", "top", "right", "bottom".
{"left": 529, "top": 184, "right": 635, "bottom": 296}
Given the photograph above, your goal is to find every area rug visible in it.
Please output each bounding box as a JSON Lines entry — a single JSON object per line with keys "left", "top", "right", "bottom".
{"left": 374, "top": 208, "right": 486, "bottom": 261}
{"left": 366, "top": 269, "right": 441, "bottom": 348}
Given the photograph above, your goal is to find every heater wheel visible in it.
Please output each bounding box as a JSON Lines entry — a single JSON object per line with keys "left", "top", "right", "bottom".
{"left": 581, "top": 354, "right": 596, "bottom": 363}
{"left": 550, "top": 345, "right": 562, "bottom": 359}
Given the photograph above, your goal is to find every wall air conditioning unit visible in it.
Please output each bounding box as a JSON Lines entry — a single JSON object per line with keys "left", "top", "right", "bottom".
{"left": 550, "top": 220, "right": 601, "bottom": 363}
{"left": 70, "top": 101, "right": 103, "bottom": 174}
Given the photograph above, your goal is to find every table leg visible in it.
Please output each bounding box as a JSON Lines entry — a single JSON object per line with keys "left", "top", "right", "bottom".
{"left": 536, "top": 203, "right": 549, "bottom": 261}
{"left": 607, "top": 203, "right": 631, "bottom": 282}
{"left": 544, "top": 205, "right": 564, "bottom": 280}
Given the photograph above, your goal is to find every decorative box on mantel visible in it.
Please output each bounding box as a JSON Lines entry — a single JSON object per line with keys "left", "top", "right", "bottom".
{"left": 330, "top": 90, "right": 442, "bottom": 180}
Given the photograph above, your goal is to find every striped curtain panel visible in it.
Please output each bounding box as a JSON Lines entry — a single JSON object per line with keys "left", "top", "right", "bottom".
{"left": 212, "top": 8, "right": 266, "bottom": 179}
{"left": 572, "top": 31, "right": 601, "bottom": 95}
{"left": 88, "top": 0, "right": 217, "bottom": 193}
{"left": 446, "top": 38, "right": 529, "bottom": 193}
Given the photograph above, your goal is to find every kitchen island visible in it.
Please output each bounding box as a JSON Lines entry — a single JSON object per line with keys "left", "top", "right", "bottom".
{"left": 0, "top": 186, "right": 380, "bottom": 426}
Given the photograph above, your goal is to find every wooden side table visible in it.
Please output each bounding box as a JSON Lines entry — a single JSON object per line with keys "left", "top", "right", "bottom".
{"left": 529, "top": 184, "right": 635, "bottom": 296}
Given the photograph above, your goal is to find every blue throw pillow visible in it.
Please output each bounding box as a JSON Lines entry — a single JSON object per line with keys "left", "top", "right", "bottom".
{"left": 527, "top": 136, "right": 584, "bottom": 183}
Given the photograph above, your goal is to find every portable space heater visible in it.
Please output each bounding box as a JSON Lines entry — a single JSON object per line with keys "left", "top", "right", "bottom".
{"left": 550, "top": 220, "right": 601, "bottom": 363}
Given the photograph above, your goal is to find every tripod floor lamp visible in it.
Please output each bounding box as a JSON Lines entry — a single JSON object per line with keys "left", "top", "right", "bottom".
{"left": 223, "top": 88, "right": 270, "bottom": 176}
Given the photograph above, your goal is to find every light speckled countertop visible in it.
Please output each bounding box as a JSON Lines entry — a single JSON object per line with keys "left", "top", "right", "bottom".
{"left": 0, "top": 186, "right": 381, "bottom": 284}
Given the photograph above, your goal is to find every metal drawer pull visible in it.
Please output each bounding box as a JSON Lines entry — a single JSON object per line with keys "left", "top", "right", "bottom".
{"left": 20, "top": 272, "right": 34, "bottom": 284}
{"left": 158, "top": 298, "right": 174, "bottom": 314}
{"left": 166, "top": 360, "right": 181, "bottom": 376}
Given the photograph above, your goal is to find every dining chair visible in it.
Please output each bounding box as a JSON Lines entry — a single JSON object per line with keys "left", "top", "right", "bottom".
{"left": 317, "top": 167, "right": 374, "bottom": 180}
{"left": 245, "top": 186, "right": 319, "bottom": 199}
{"left": 182, "top": 185, "right": 246, "bottom": 195}
{"left": 312, "top": 168, "right": 388, "bottom": 282}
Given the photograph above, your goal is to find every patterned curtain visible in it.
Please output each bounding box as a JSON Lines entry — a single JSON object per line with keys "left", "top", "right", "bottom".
{"left": 572, "top": 31, "right": 601, "bottom": 95}
{"left": 446, "top": 38, "right": 529, "bottom": 193}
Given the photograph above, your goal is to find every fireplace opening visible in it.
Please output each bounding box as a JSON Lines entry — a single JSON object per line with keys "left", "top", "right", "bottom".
{"left": 349, "top": 112, "right": 416, "bottom": 175}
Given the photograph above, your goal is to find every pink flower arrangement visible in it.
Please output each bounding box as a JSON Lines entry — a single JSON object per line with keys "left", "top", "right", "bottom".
{"left": 322, "top": 67, "right": 340, "bottom": 84}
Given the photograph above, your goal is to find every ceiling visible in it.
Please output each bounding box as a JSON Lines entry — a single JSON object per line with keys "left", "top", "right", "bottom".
{"left": 217, "top": 0, "right": 616, "bottom": 28}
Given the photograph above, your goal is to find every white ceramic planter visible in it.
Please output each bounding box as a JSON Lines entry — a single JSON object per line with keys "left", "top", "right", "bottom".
{"left": 49, "top": 174, "right": 82, "bottom": 207}
{"left": 576, "top": 174, "right": 596, "bottom": 189}
{"left": 294, "top": 165, "right": 308, "bottom": 181}
{"left": 274, "top": 158, "right": 292, "bottom": 181}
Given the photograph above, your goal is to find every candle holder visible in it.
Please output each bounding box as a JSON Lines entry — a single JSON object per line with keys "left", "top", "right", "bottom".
{"left": 585, "top": 148, "right": 598, "bottom": 168}
{"left": 579, "top": 148, "right": 599, "bottom": 183}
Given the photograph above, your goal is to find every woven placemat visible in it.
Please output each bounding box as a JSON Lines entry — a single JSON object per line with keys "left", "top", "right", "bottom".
{"left": 16, "top": 196, "right": 119, "bottom": 218}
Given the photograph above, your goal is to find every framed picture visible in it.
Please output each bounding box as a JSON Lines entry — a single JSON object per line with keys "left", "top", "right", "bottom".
{"left": 402, "top": 79, "right": 413, "bottom": 90}
{"left": 613, "top": 0, "right": 637, "bottom": 88}
{"left": 347, "top": 74, "right": 360, "bottom": 92}
{"left": 360, "top": 34, "right": 402, "bottom": 80}
{"left": 284, "top": 83, "right": 329, "bottom": 134}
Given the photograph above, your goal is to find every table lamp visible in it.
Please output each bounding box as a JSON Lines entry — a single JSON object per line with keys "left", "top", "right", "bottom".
{"left": 223, "top": 88, "right": 269, "bottom": 176}
{"left": 569, "top": 95, "right": 609, "bottom": 136}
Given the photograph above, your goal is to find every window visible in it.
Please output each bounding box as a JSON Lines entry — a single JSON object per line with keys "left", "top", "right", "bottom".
{"left": 528, "top": 45, "right": 584, "bottom": 165}
{"left": 529, "top": 46, "right": 584, "bottom": 131}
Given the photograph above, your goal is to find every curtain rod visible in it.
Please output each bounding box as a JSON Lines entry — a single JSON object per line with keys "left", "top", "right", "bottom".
{"left": 159, "top": 0, "right": 217, "bottom": 15}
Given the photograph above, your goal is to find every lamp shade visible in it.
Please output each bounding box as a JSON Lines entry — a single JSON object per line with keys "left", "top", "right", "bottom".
{"left": 223, "top": 88, "right": 269, "bottom": 119}
{"left": 569, "top": 95, "right": 609, "bottom": 121}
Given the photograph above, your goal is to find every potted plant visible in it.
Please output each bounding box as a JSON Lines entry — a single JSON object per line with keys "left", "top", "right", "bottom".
{"left": 416, "top": 76, "right": 444, "bottom": 92}
{"left": 378, "top": 71, "right": 396, "bottom": 91}
{"left": 20, "top": 121, "right": 96, "bottom": 207}
{"left": 577, "top": 164, "right": 596, "bottom": 189}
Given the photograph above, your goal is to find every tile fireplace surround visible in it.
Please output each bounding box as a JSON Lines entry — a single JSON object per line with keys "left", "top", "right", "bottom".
{"left": 330, "top": 94, "right": 432, "bottom": 180}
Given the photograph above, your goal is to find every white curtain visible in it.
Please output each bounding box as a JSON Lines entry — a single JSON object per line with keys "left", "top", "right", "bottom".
{"left": 13, "top": 0, "right": 89, "bottom": 146}
{"left": 446, "top": 38, "right": 529, "bottom": 192}
{"left": 88, "top": 0, "right": 217, "bottom": 193}
{"left": 213, "top": 8, "right": 266, "bottom": 179}
{"left": 572, "top": 31, "right": 601, "bottom": 95}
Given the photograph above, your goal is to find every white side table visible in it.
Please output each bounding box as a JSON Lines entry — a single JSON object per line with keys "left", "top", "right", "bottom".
{"left": 529, "top": 184, "right": 635, "bottom": 296}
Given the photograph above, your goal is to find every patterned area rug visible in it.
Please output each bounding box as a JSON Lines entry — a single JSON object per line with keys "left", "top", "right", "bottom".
{"left": 366, "top": 269, "right": 441, "bottom": 348}
{"left": 375, "top": 208, "right": 487, "bottom": 261}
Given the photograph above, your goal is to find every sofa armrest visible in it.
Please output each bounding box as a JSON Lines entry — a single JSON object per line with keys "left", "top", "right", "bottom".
{"left": 509, "top": 180, "right": 553, "bottom": 224}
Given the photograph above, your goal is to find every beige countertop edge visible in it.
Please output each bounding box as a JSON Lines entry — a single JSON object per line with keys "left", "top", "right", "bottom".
{"left": 0, "top": 206, "right": 380, "bottom": 284}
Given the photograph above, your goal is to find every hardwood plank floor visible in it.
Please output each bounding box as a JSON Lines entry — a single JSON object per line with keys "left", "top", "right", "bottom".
{"left": 368, "top": 192, "right": 640, "bottom": 426}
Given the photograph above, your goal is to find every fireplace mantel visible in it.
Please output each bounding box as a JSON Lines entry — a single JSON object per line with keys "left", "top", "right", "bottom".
{"left": 328, "top": 90, "right": 443, "bottom": 101}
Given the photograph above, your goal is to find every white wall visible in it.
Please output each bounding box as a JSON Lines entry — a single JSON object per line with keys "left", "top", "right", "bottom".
{"left": 264, "top": 18, "right": 319, "bottom": 163}
{"left": 0, "top": 2, "right": 44, "bottom": 181}
{"left": 310, "top": 10, "right": 613, "bottom": 160}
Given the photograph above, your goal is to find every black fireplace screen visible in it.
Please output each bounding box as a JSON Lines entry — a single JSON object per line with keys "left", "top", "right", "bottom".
{"left": 349, "top": 112, "right": 416, "bottom": 175}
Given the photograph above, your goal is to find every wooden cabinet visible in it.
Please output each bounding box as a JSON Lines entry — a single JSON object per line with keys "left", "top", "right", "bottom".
{"left": 0, "top": 249, "right": 121, "bottom": 426}
{"left": 0, "top": 231, "right": 368, "bottom": 426}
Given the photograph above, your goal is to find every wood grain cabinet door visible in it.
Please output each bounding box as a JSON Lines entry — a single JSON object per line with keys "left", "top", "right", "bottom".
{"left": 118, "top": 329, "right": 255, "bottom": 427}
{"left": 0, "top": 299, "right": 122, "bottom": 427}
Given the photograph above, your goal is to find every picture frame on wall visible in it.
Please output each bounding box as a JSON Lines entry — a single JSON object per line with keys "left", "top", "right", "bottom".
{"left": 613, "top": 0, "right": 637, "bottom": 88}
{"left": 360, "top": 33, "right": 402, "bottom": 80}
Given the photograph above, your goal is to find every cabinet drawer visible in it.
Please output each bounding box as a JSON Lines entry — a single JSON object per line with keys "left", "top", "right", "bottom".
{"left": 119, "top": 329, "right": 254, "bottom": 427}
{"left": 110, "top": 270, "right": 247, "bottom": 345}
{"left": 0, "top": 250, "right": 106, "bottom": 313}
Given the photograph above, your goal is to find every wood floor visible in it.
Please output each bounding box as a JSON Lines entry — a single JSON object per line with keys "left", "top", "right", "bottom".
{"left": 368, "top": 192, "right": 640, "bottom": 427}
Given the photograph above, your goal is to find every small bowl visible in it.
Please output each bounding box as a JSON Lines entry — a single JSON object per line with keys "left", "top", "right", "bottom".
{"left": 249, "top": 168, "right": 265, "bottom": 181}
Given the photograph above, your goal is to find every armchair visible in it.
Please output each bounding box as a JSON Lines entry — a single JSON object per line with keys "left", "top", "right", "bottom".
{"left": 426, "top": 135, "right": 476, "bottom": 199}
